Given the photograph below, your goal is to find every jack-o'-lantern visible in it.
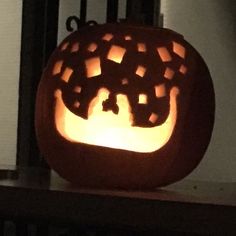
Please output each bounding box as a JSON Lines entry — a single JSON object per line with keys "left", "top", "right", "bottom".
{"left": 35, "top": 23, "right": 215, "bottom": 189}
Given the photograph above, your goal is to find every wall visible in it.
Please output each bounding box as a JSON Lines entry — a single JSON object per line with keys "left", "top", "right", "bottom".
{"left": 161, "top": 0, "right": 236, "bottom": 182}
{"left": 0, "top": 1, "right": 22, "bottom": 166}
{"left": 58, "top": 0, "right": 81, "bottom": 44}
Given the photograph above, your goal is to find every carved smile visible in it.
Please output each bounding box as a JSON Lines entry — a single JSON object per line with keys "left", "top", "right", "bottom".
{"left": 54, "top": 87, "right": 179, "bottom": 153}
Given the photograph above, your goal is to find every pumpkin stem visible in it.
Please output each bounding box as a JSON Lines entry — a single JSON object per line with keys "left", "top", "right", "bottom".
{"left": 66, "top": 16, "right": 98, "bottom": 32}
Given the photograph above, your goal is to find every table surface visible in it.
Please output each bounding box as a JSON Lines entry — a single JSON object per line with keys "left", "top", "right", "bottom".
{"left": 0, "top": 166, "right": 235, "bottom": 234}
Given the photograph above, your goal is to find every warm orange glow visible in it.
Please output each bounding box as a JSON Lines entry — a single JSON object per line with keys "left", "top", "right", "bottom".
{"left": 173, "top": 41, "right": 185, "bottom": 58}
{"left": 179, "top": 64, "right": 187, "bottom": 74}
{"left": 136, "top": 65, "right": 146, "bottom": 77}
{"left": 73, "top": 86, "right": 82, "bottom": 93}
{"left": 85, "top": 57, "right": 101, "bottom": 78}
{"left": 87, "top": 43, "right": 97, "bottom": 52}
{"left": 124, "top": 35, "right": 132, "bottom": 40}
{"left": 149, "top": 113, "right": 158, "bottom": 124}
{"left": 102, "top": 33, "right": 113, "bottom": 41}
{"left": 121, "top": 78, "right": 129, "bottom": 85}
{"left": 61, "top": 67, "right": 73, "bottom": 83}
{"left": 54, "top": 86, "right": 179, "bottom": 153}
{"left": 138, "top": 94, "right": 148, "bottom": 104}
{"left": 61, "top": 42, "right": 69, "bottom": 51}
{"left": 164, "top": 67, "right": 175, "bottom": 80}
{"left": 53, "top": 60, "right": 63, "bottom": 75}
{"left": 74, "top": 101, "right": 80, "bottom": 108}
{"left": 137, "top": 43, "right": 146, "bottom": 52}
{"left": 157, "top": 47, "right": 172, "bottom": 62}
{"left": 155, "top": 84, "right": 166, "bottom": 98}
{"left": 71, "top": 42, "right": 79, "bottom": 52}
{"left": 107, "top": 45, "right": 126, "bottom": 63}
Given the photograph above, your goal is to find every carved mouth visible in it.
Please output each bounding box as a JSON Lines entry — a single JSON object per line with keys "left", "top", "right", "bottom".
{"left": 54, "top": 87, "right": 179, "bottom": 153}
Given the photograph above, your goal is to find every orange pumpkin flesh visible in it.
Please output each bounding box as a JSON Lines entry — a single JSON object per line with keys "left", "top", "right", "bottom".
{"left": 35, "top": 23, "right": 215, "bottom": 189}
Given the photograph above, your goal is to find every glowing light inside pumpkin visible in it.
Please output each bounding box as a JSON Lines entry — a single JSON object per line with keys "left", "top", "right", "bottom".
{"left": 138, "top": 94, "right": 148, "bottom": 104}
{"left": 164, "top": 67, "right": 175, "bottom": 80}
{"left": 136, "top": 65, "right": 146, "bottom": 77}
{"left": 173, "top": 41, "right": 186, "bottom": 58}
{"left": 71, "top": 42, "right": 79, "bottom": 52}
{"left": 74, "top": 101, "right": 80, "bottom": 108}
{"left": 61, "top": 67, "right": 73, "bottom": 83}
{"left": 155, "top": 84, "right": 166, "bottom": 98}
{"left": 124, "top": 35, "right": 132, "bottom": 40}
{"left": 137, "top": 43, "right": 146, "bottom": 52}
{"left": 88, "top": 43, "right": 97, "bottom": 52}
{"left": 157, "top": 47, "right": 172, "bottom": 62}
{"left": 53, "top": 60, "right": 63, "bottom": 75}
{"left": 107, "top": 45, "right": 126, "bottom": 63}
{"left": 61, "top": 42, "right": 69, "bottom": 51}
{"left": 52, "top": 34, "right": 186, "bottom": 153}
{"left": 102, "top": 33, "right": 113, "bottom": 41}
{"left": 73, "top": 86, "right": 82, "bottom": 93}
{"left": 85, "top": 57, "right": 101, "bottom": 78}
{"left": 121, "top": 78, "right": 129, "bottom": 85}
{"left": 149, "top": 113, "right": 158, "bottom": 124}
{"left": 54, "top": 86, "right": 179, "bottom": 153}
{"left": 179, "top": 64, "right": 187, "bottom": 74}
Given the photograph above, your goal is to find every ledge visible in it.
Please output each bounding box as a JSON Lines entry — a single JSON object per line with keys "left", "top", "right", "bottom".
{"left": 0, "top": 166, "right": 235, "bottom": 234}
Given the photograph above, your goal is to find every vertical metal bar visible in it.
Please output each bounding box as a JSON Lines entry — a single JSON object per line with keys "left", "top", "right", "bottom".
{"left": 125, "top": 0, "right": 133, "bottom": 20}
{"left": 80, "top": 0, "right": 87, "bottom": 25}
{"left": 44, "top": 0, "right": 59, "bottom": 66}
{"left": 126, "top": 0, "right": 131, "bottom": 18}
{"left": 154, "top": 0, "right": 162, "bottom": 27}
{"left": 141, "top": 0, "right": 155, "bottom": 25}
{"left": 17, "top": 0, "right": 45, "bottom": 166}
{"left": 125, "top": 0, "right": 160, "bottom": 26}
{"left": 17, "top": 0, "right": 59, "bottom": 167}
{"left": 106, "top": 0, "right": 119, "bottom": 23}
{"left": 126, "top": 0, "right": 143, "bottom": 24}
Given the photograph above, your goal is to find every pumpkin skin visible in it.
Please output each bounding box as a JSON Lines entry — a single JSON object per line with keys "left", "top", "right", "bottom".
{"left": 35, "top": 23, "right": 215, "bottom": 189}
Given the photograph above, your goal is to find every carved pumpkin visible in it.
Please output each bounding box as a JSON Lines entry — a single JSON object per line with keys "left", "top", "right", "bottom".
{"left": 35, "top": 23, "right": 215, "bottom": 189}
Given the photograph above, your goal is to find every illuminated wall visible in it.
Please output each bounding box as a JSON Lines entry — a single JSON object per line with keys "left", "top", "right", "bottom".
{"left": 0, "top": 1, "right": 22, "bottom": 165}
